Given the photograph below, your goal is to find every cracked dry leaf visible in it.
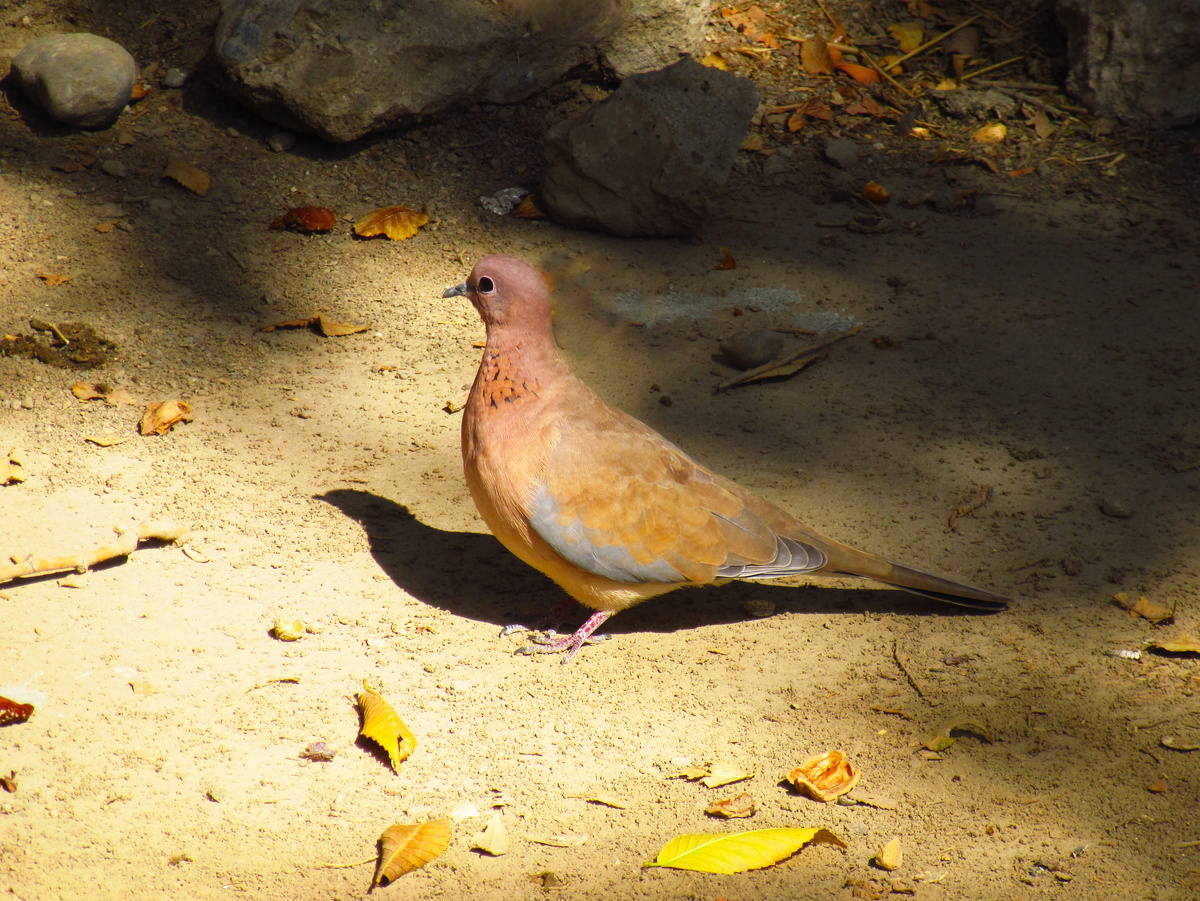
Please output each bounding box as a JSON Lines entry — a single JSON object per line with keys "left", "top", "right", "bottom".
{"left": 645, "top": 827, "right": 846, "bottom": 874}
{"left": 374, "top": 818, "right": 451, "bottom": 886}
{"left": 358, "top": 679, "right": 416, "bottom": 772}
{"left": 787, "top": 750, "right": 860, "bottom": 802}
{"left": 162, "top": 159, "right": 210, "bottom": 196}
{"left": 139, "top": 400, "right": 193, "bottom": 436}
{"left": 354, "top": 204, "right": 429, "bottom": 240}
{"left": 472, "top": 814, "right": 510, "bottom": 856}
{"left": 0, "top": 696, "right": 34, "bottom": 726}
{"left": 922, "top": 718, "right": 993, "bottom": 752}
{"left": 801, "top": 32, "right": 836, "bottom": 76}
{"left": 706, "top": 792, "right": 758, "bottom": 818}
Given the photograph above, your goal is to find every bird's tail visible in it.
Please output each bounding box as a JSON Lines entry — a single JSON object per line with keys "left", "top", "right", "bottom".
{"left": 834, "top": 557, "right": 1009, "bottom": 610}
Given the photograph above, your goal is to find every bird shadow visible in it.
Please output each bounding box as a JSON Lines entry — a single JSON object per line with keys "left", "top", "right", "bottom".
{"left": 319, "top": 489, "right": 1000, "bottom": 636}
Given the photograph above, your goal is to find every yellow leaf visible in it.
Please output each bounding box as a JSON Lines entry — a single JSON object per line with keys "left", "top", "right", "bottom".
{"left": 702, "top": 763, "right": 752, "bottom": 789}
{"left": 358, "top": 679, "right": 416, "bottom": 771}
{"left": 922, "top": 718, "right": 993, "bottom": 752}
{"left": 701, "top": 53, "right": 729, "bottom": 70}
{"left": 316, "top": 315, "right": 370, "bottom": 337}
{"left": 1148, "top": 633, "right": 1200, "bottom": 654}
{"left": 972, "top": 122, "right": 1007, "bottom": 144}
{"left": 374, "top": 819, "right": 450, "bottom": 886}
{"left": 886, "top": 22, "right": 924, "bottom": 53}
{"left": 162, "top": 159, "right": 211, "bottom": 196}
{"left": 645, "top": 827, "right": 846, "bottom": 874}
{"left": 354, "top": 204, "right": 429, "bottom": 240}
{"left": 471, "top": 814, "right": 510, "bottom": 855}
{"left": 139, "top": 400, "right": 193, "bottom": 436}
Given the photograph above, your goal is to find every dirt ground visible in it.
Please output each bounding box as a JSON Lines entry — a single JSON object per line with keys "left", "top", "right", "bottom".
{"left": 2, "top": 2, "right": 1200, "bottom": 899}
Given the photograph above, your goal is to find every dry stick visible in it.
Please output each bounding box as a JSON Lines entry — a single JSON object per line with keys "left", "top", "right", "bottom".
{"left": 717, "top": 326, "right": 860, "bottom": 392}
{"left": 893, "top": 639, "right": 928, "bottom": 700}
{"left": 857, "top": 46, "right": 914, "bottom": 97}
{"left": 0, "top": 521, "right": 189, "bottom": 584}
{"left": 948, "top": 485, "right": 994, "bottom": 531}
{"left": 888, "top": 15, "right": 981, "bottom": 69}
{"left": 965, "top": 0, "right": 1013, "bottom": 28}
{"left": 959, "top": 55, "right": 1024, "bottom": 82}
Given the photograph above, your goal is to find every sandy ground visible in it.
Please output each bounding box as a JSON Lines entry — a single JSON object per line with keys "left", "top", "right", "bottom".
{"left": 2, "top": 2, "right": 1200, "bottom": 899}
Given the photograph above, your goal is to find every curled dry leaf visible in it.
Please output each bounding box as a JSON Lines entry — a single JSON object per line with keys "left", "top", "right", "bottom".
{"left": 316, "top": 314, "right": 370, "bottom": 337}
{"left": 715, "top": 247, "right": 737, "bottom": 270}
{"left": 85, "top": 434, "right": 130, "bottom": 447}
{"left": 354, "top": 204, "right": 429, "bottom": 241}
{"left": 300, "top": 741, "right": 337, "bottom": 762}
{"left": 270, "top": 206, "right": 337, "bottom": 233}
{"left": 645, "top": 827, "right": 846, "bottom": 874}
{"left": 472, "top": 814, "right": 510, "bottom": 856}
{"left": 162, "top": 159, "right": 211, "bottom": 196}
{"left": 1160, "top": 733, "right": 1200, "bottom": 752}
{"left": 2, "top": 447, "right": 26, "bottom": 485}
{"left": 36, "top": 273, "right": 71, "bottom": 286}
{"left": 139, "top": 400, "right": 193, "bottom": 436}
{"left": 0, "top": 770, "right": 15, "bottom": 792}
{"left": 922, "top": 718, "right": 993, "bottom": 752}
{"left": 836, "top": 62, "right": 881, "bottom": 84}
{"left": 530, "top": 833, "right": 589, "bottom": 847}
{"left": 706, "top": 791, "right": 758, "bottom": 818}
{"left": 358, "top": 679, "right": 417, "bottom": 771}
{"left": 0, "top": 696, "right": 35, "bottom": 726}
{"left": 374, "top": 819, "right": 451, "bottom": 886}
{"left": 875, "top": 837, "right": 903, "bottom": 871}
{"left": 787, "top": 750, "right": 860, "bottom": 802}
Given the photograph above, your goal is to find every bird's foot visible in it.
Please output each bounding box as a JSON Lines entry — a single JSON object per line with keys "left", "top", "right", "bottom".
{"left": 514, "top": 610, "right": 613, "bottom": 663}
{"left": 499, "top": 597, "right": 579, "bottom": 638}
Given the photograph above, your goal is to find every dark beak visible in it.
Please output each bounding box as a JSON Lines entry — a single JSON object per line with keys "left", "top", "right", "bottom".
{"left": 442, "top": 281, "right": 471, "bottom": 299}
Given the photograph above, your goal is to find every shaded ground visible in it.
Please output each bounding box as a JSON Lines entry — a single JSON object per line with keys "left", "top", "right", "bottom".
{"left": 2, "top": 2, "right": 1199, "bottom": 899}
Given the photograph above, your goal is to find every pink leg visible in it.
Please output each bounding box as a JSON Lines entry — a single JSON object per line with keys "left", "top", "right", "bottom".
{"left": 515, "top": 610, "right": 613, "bottom": 663}
{"left": 499, "top": 597, "right": 578, "bottom": 638}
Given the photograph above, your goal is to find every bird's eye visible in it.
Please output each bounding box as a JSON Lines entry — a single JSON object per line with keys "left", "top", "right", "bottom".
{"left": 477, "top": 276, "right": 495, "bottom": 293}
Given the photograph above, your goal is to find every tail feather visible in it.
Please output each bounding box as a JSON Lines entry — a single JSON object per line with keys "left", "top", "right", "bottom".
{"left": 835, "top": 559, "right": 1009, "bottom": 611}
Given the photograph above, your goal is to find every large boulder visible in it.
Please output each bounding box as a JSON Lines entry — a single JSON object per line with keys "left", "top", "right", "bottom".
{"left": 210, "top": 0, "right": 708, "bottom": 142}
{"left": 1058, "top": 0, "right": 1200, "bottom": 126}
{"left": 540, "top": 57, "right": 760, "bottom": 237}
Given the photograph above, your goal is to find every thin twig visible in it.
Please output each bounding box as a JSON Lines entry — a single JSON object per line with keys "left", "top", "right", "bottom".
{"left": 888, "top": 15, "right": 981, "bottom": 69}
{"left": 960, "top": 56, "right": 1024, "bottom": 82}
{"left": 0, "top": 522, "right": 189, "bottom": 584}
{"left": 857, "top": 46, "right": 914, "bottom": 97}
{"left": 717, "top": 326, "right": 860, "bottom": 391}
{"left": 893, "top": 639, "right": 927, "bottom": 700}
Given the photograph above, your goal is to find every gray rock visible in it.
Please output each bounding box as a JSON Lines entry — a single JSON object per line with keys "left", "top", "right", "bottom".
{"left": 100, "top": 159, "right": 127, "bottom": 179}
{"left": 720, "top": 328, "right": 784, "bottom": 369}
{"left": 1058, "top": 0, "right": 1200, "bottom": 125}
{"left": 929, "top": 87, "right": 1018, "bottom": 120}
{"left": 210, "top": 0, "right": 707, "bottom": 143}
{"left": 540, "top": 57, "right": 759, "bottom": 237}
{"left": 823, "top": 138, "right": 859, "bottom": 170}
{"left": 161, "top": 67, "right": 189, "bottom": 89}
{"left": 266, "top": 130, "right": 296, "bottom": 153}
{"left": 1099, "top": 497, "right": 1133, "bottom": 518}
{"left": 11, "top": 33, "right": 137, "bottom": 129}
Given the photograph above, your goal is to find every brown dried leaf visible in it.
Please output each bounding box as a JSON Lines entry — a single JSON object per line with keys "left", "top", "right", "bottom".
{"left": 374, "top": 819, "right": 451, "bottom": 886}
{"left": 72, "top": 382, "right": 106, "bottom": 401}
{"left": 887, "top": 22, "right": 924, "bottom": 53}
{"left": 35, "top": 273, "right": 71, "bottom": 286}
{"left": 943, "top": 25, "right": 980, "bottom": 58}
{"left": 787, "top": 749, "right": 860, "bottom": 802}
{"left": 715, "top": 247, "right": 737, "bottom": 270}
{"left": 727, "top": 6, "right": 780, "bottom": 47}
{"left": 706, "top": 791, "right": 758, "bottom": 818}
{"left": 702, "top": 763, "right": 752, "bottom": 789}
{"left": 162, "top": 159, "right": 210, "bottom": 196}
{"left": 1029, "top": 108, "right": 1056, "bottom": 140}
{"left": 0, "top": 696, "right": 34, "bottom": 726}
{"left": 271, "top": 206, "right": 337, "bottom": 233}
{"left": 1114, "top": 592, "right": 1174, "bottom": 624}
{"left": 802, "top": 32, "right": 836, "bottom": 75}
{"left": 52, "top": 161, "right": 84, "bottom": 173}
{"left": 358, "top": 679, "right": 416, "bottom": 771}
{"left": 0, "top": 770, "right": 16, "bottom": 792}
{"left": 354, "top": 204, "right": 430, "bottom": 240}
{"left": 1146, "top": 777, "right": 1168, "bottom": 793}
{"left": 85, "top": 434, "right": 130, "bottom": 447}
{"left": 94, "top": 221, "right": 119, "bottom": 233}
{"left": 139, "top": 400, "right": 193, "bottom": 436}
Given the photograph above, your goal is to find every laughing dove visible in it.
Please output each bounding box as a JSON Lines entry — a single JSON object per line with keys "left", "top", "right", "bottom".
{"left": 443, "top": 255, "right": 1008, "bottom": 661}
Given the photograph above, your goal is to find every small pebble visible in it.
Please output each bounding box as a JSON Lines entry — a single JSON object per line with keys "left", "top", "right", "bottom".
{"left": 161, "top": 67, "right": 188, "bottom": 89}
{"left": 741, "top": 599, "right": 775, "bottom": 618}
{"left": 100, "top": 159, "right": 127, "bottom": 178}
{"left": 1099, "top": 497, "right": 1133, "bottom": 518}
{"left": 720, "top": 328, "right": 784, "bottom": 370}
{"left": 824, "top": 137, "right": 859, "bottom": 169}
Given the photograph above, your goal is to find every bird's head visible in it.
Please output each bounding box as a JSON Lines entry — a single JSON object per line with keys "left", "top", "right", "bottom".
{"left": 443, "top": 254, "right": 555, "bottom": 333}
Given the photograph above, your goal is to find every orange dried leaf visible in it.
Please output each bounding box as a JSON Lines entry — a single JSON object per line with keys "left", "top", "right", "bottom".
{"left": 358, "top": 679, "right": 416, "bottom": 771}
{"left": 0, "top": 696, "right": 34, "bottom": 726}
{"left": 701, "top": 53, "right": 730, "bottom": 70}
{"left": 35, "top": 273, "right": 71, "bottom": 287}
{"left": 52, "top": 161, "right": 84, "bottom": 173}
{"left": 801, "top": 33, "right": 836, "bottom": 76}
{"left": 272, "top": 206, "right": 337, "bottom": 233}
{"left": 162, "top": 159, "right": 210, "bottom": 196}
{"left": 354, "top": 204, "right": 429, "bottom": 241}
{"left": 257, "top": 317, "right": 318, "bottom": 333}
{"left": 139, "top": 400, "right": 193, "bottom": 436}
{"left": 94, "top": 221, "right": 118, "bottom": 233}
{"left": 513, "top": 194, "right": 547, "bottom": 219}
{"left": 1146, "top": 777, "right": 1168, "bottom": 793}
{"left": 1148, "top": 633, "right": 1200, "bottom": 654}
{"left": 835, "top": 62, "right": 881, "bottom": 84}
{"left": 862, "top": 181, "right": 891, "bottom": 203}
{"left": 374, "top": 819, "right": 451, "bottom": 886}
{"left": 787, "top": 750, "right": 860, "bottom": 802}
{"left": 1007, "top": 166, "right": 1036, "bottom": 178}
{"left": 715, "top": 247, "right": 737, "bottom": 270}
{"left": 727, "top": 6, "right": 779, "bottom": 47}
{"left": 71, "top": 382, "right": 106, "bottom": 401}
{"left": 316, "top": 315, "right": 370, "bottom": 337}
{"left": 1115, "top": 592, "right": 1174, "bottom": 624}
{"left": 972, "top": 122, "right": 1007, "bottom": 144}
